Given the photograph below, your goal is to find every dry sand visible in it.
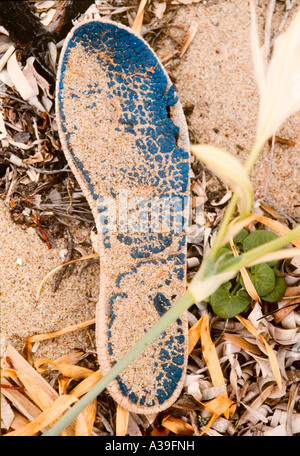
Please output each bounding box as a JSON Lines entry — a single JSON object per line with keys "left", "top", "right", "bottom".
{"left": 1, "top": 0, "right": 299, "bottom": 360}
{"left": 0, "top": 198, "right": 98, "bottom": 358}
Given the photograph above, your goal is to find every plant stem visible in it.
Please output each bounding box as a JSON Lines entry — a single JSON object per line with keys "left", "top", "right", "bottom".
{"left": 42, "top": 289, "right": 195, "bottom": 436}
{"left": 230, "top": 280, "right": 241, "bottom": 295}
{"left": 206, "top": 137, "right": 264, "bottom": 266}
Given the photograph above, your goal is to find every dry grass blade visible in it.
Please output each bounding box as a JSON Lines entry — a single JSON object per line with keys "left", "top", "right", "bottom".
{"left": 131, "top": 0, "right": 147, "bottom": 35}
{"left": 116, "top": 404, "right": 130, "bottom": 436}
{"left": 235, "top": 315, "right": 282, "bottom": 390}
{"left": 35, "top": 358, "right": 95, "bottom": 379}
{"left": 180, "top": 23, "right": 198, "bottom": 57}
{"left": 200, "top": 315, "right": 227, "bottom": 389}
{"left": 22, "top": 318, "right": 95, "bottom": 363}
{"left": 273, "top": 297, "right": 300, "bottom": 324}
{"left": 223, "top": 333, "right": 262, "bottom": 355}
{"left": 35, "top": 254, "right": 99, "bottom": 300}
{"left": 69, "top": 369, "right": 102, "bottom": 399}
{"left": 199, "top": 315, "right": 236, "bottom": 427}
{"left": 75, "top": 399, "right": 97, "bottom": 436}
{"left": 249, "top": 248, "right": 300, "bottom": 267}
{"left": 188, "top": 315, "right": 204, "bottom": 355}
{"left": 225, "top": 213, "right": 300, "bottom": 247}
{"left": 229, "top": 239, "right": 261, "bottom": 303}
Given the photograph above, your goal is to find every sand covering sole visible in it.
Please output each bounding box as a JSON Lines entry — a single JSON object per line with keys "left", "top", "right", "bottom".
{"left": 56, "top": 19, "right": 190, "bottom": 413}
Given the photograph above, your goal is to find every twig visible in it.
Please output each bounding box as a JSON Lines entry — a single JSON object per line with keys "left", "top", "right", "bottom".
{"left": 264, "top": 0, "right": 276, "bottom": 69}
{"left": 53, "top": 228, "right": 74, "bottom": 292}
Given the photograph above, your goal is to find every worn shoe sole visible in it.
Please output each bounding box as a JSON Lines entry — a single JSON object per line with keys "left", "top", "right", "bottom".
{"left": 56, "top": 19, "right": 190, "bottom": 414}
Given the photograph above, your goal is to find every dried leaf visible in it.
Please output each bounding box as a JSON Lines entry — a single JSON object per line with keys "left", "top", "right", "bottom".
{"left": 223, "top": 333, "right": 262, "bottom": 355}
{"left": 199, "top": 315, "right": 236, "bottom": 421}
{"left": 22, "top": 318, "right": 95, "bottom": 363}
{"left": 34, "top": 358, "right": 94, "bottom": 380}
{"left": 116, "top": 404, "right": 129, "bottom": 436}
{"left": 180, "top": 23, "right": 198, "bottom": 57}
{"left": 162, "top": 414, "right": 194, "bottom": 435}
{"left": 131, "top": 0, "right": 147, "bottom": 35}
{"left": 236, "top": 315, "right": 282, "bottom": 390}
{"left": 7, "top": 52, "right": 38, "bottom": 100}
{"left": 75, "top": 399, "right": 97, "bottom": 436}
{"left": 188, "top": 316, "right": 204, "bottom": 355}
{"left": 273, "top": 298, "right": 300, "bottom": 324}
{"left": 201, "top": 394, "right": 235, "bottom": 416}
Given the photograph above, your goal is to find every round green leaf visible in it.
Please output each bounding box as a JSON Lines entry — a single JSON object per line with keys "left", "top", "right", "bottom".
{"left": 233, "top": 228, "right": 249, "bottom": 245}
{"left": 247, "top": 263, "right": 276, "bottom": 296}
{"left": 242, "top": 229, "right": 279, "bottom": 267}
{"left": 210, "top": 282, "right": 251, "bottom": 319}
{"left": 261, "top": 273, "right": 287, "bottom": 302}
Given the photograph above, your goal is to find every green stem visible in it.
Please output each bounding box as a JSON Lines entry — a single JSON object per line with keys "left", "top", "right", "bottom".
{"left": 206, "top": 137, "right": 265, "bottom": 265}
{"left": 230, "top": 280, "right": 241, "bottom": 295}
{"left": 42, "top": 290, "right": 195, "bottom": 436}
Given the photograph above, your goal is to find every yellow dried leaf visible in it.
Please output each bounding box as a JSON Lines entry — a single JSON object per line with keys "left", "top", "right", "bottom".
{"left": 1, "top": 369, "right": 18, "bottom": 378}
{"left": 223, "top": 333, "right": 262, "bottom": 355}
{"left": 188, "top": 316, "right": 204, "bottom": 355}
{"left": 70, "top": 369, "right": 102, "bottom": 399}
{"left": 116, "top": 404, "right": 129, "bottom": 436}
{"left": 200, "top": 315, "right": 226, "bottom": 388}
{"left": 162, "top": 415, "right": 194, "bottom": 435}
{"left": 75, "top": 399, "right": 97, "bottom": 436}
{"left": 199, "top": 315, "right": 236, "bottom": 421}
{"left": 35, "top": 358, "right": 94, "bottom": 379}
{"left": 23, "top": 318, "right": 95, "bottom": 364}
{"left": 131, "top": 0, "right": 147, "bottom": 35}
{"left": 201, "top": 395, "right": 235, "bottom": 416}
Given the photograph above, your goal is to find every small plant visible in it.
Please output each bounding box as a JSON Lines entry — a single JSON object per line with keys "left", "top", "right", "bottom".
{"left": 207, "top": 229, "right": 287, "bottom": 319}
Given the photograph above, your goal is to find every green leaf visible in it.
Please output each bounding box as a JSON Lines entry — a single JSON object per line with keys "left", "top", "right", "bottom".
{"left": 261, "top": 271, "right": 287, "bottom": 302}
{"left": 242, "top": 229, "right": 279, "bottom": 266}
{"left": 210, "top": 281, "right": 251, "bottom": 319}
{"left": 247, "top": 263, "right": 276, "bottom": 296}
{"left": 233, "top": 228, "right": 249, "bottom": 245}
